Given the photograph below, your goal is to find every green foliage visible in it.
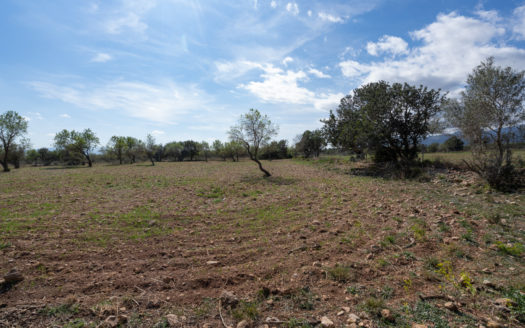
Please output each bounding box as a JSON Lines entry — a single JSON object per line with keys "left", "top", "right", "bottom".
{"left": 322, "top": 81, "right": 445, "bottom": 167}
{"left": 231, "top": 300, "right": 259, "bottom": 321}
{"left": 54, "top": 129, "right": 99, "bottom": 167}
{"left": 503, "top": 287, "right": 525, "bottom": 323}
{"left": 295, "top": 129, "right": 326, "bottom": 158}
{"left": 0, "top": 110, "right": 29, "bottom": 172}
{"left": 442, "top": 136, "right": 464, "bottom": 152}
{"left": 496, "top": 241, "right": 524, "bottom": 256}
{"left": 445, "top": 57, "right": 525, "bottom": 191}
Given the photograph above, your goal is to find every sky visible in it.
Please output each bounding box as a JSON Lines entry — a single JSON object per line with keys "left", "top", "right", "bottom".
{"left": 1, "top": 0, "right": 525, "bottom": 149}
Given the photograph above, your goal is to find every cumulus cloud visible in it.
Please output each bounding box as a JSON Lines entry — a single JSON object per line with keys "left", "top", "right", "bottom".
{"left": 239, "top": 65, "right": 342, "bottom": 111}
{"left": 286, "top": 2, "right": 299, "bottom": 15}
{"left": 60, "top": 113, "right": 71, "bottom": 118}
{"left": 270, "top": 0, "right": 277, "bottom": 9}
{"left": 318, "top": 12, "right": 345, "bottom": 23}
{"left": 340, "top": 11, "right": 525, "bottom": 94}
{"left": 29, "top": 80, "right": 210, "bottom": 124}
{"left": 308, "top": 68, "right": 331, "bottom": 78}
{"left": 91, "top": 53, "right": 112, "bottom": 63}
{"left": 366, "top": 35, "right": 408, "bottom": 56}
{"left": 151, "top": 130, "right": 165, "bottom": 135}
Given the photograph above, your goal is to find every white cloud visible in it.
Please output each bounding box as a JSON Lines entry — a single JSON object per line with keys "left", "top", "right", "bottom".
{"left": 270, "top": 1, "right": 277, "bottom": 9}
{"left": 308, "top": 68, "right": 331, "bottom": 78}
{"left": 282, "top": 56, "right": 294, "bottom": 66}
{"left": 29, "top": 80, "right": 211, "bottom": 124}
{"left": 102, "top": 1, "right": 156, "bottom": 35}
{"left": 366, "top": 35, "right": 408, "bottom": 56}
{"left": 475, "top": 9, "right": 501, "bottom": 23}
{"left": 286, "top": 2, "right": 299, "bottom": 15}
{"left": 60, "top": 113, "right": 71, "bottom": 118}
{"left": 513, "top": 5, "right": 525, "bottom": 39}
{"left": 318, "top": 12, "right": 345, "bottom": 23}
{"left": 239, "top": 65, "right": 342, "bottom": 111}
{"left": 91, "top": 53, "right": 112, "bottom": 63}
{"left": 151, "top": 130, "right": 165, "bottom": 135}
{"left": 307, "top": 10, "right": 312, "bottom": 17}
{"left": 214, "top": 60, "right": 264, "bottom": 82}
{"left": 340, "top": 11, "right": 525, "bottom": 93}
{"left": 339, "top": 60, "right": 371, "bottom": 78}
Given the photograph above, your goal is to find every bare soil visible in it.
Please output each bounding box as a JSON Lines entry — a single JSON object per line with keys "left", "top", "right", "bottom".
{"left": 0, "top": 160, "right": 523, "bottom": 327}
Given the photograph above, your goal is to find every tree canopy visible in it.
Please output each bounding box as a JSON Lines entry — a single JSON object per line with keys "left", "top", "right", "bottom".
{"left": 0, "top": 110, "right": 28, "bottom": 172}
{"left": 54, "top": 129, "right": 100, "bottom": 167}
{"left": 323, "top": 81, "right": 445, "bottom": 167}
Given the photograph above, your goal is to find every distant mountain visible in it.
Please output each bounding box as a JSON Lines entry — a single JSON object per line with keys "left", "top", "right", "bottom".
{"left": 422, "top": 125, "right": 524, "bottom": 145}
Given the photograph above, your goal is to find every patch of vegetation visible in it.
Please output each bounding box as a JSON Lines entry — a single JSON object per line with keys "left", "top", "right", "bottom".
{"left": 361, "top": 297, "right": 385, "bottom": 317}
{"left": 326, "top": 264, "right": 354, "bottom": 282}
{"left": 503, "top": 287, "right": 525, "bottom": 323}
{"left": 410, "top": 301, "right": 449, "bottom": 328}
{"left": 197, "top": 186, "right": 224, "bottom": 199}
{"left": 287, "top": 287, "right": 317, "bottom": 310}
{"left": 285, "top": 318, "right": 314, "bottom": 328}
{"left": 231, "top": 300, "right": 259, "bottom": 321}
{"left": 496, "top": 241, "right": 524, "bottom": 256}
{"left": 40, "top": 304, "right": 79, "bottom": 317}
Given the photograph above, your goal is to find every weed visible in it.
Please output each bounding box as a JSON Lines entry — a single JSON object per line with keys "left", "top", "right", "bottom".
{"left": 496, "top": 241, "right": 524, "bottom": 256}
{"left": 380, "top": 235, "right": 396, "bottom": 247}
{"left": 346, "top": 286, "right": 359, "bottom": 295}
{"left": 194, "top": 298, "right": 215, "bottom": 318}
{"left": 380, "top": 286, "right": 394, "bottom": 299}
{"left": 438, "top": 222, "right": 450, "bottom": 232}
{"left": 503, "top": 287, "right": 525, "bottom": 323}
{"left": 410, "top": 224, "right": 426, "bottom": 241}
{"left": 410, "top": 301, "right": 449, "bottom": 328}
{"left": 424, "top": 257, "right": 440, "bottom": 270}
{"left": 326, "top": 264, "right": 354, "bottom": 283}
{"left": 0, "top": 241, "right": 11, "bottom": 250}
{"left": 40, "top": 304, "right": 79, "bottom": 317}
{"left": 285, "top": 318, "right": 313, "bottom": 328}
{"left": 403, "top": 279, "right": 412, "bottom": 292}
{"left": 231, "top": 300, "right": 259, "bottom": 321}
{"left": 459, "top": 272, "right": 476, "bottom": 295}
{"left": 361, "top": 297, "right": 385, "bottom": 317}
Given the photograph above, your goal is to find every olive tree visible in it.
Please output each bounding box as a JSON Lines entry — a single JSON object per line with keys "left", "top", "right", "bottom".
{"left": 54, "top": 129, "right": 100, "bottom": 167}
{"left": 446, "top": 58, "right": 524, "bottom": 190}
{"left": 229, "top": 109, "right": 278, "bottom": 177}
{"left": 0, "top": 111, "right": 28, "bottom": 172}
{"left": 144, "top": 134, "right": 158, "bottom": 166}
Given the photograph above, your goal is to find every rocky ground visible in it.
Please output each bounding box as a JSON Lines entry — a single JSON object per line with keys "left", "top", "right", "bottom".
{"left": 0, "top": 160, "right": 523, "bottom": 327}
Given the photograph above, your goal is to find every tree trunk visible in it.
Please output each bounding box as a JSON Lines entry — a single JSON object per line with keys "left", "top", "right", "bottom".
{"left": 0, "top": 160, "right": 9, "bottom": 172}
{"left": 253, "top": 158, "right": 271, "bottom": 177}
{"left": 150, "top": 156, "right": 155, "bottom": 166}
{"left": 86, "top": 155, "right": 93, "bottom": 167}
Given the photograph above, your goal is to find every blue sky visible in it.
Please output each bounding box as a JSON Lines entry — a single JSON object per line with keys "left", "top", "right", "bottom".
{"left": 1, "top": 0, "right": 525, "bottom": 149}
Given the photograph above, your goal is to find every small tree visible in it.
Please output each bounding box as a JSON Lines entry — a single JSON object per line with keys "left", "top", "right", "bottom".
{"left": 0, "top": 110, "right": 28, "bottom": 172}
{"left": 54, "top": 129, "right": 100, "bottom": 167}
{"left": 212, "top": 140, "right": 226, "bottom": 160}
{"left": 442, "top": 136, "right": 464, "bottom": 152}
{"left": 107, "top": 136, "right": 127, "bottom": 164}
{"left": 446, "top": 58, "right": 524, "bottom": 190}
{"left": 200, "top": 141, "right": 210, "bottom": 162}
{"left": 125, "top": 137, "right": 141, "bottom": 164}
{"left": 229, "top": 109, "right": 278, "bottom": 177}
{"left": 296, "top": 130, "right": 326, "bottom": 158}
{"left": 145, "top": 134, "right": 158, "bottom": 166}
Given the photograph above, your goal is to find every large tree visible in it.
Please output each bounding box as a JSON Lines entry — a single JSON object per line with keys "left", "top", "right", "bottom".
{"left": 54, "top": 129, "right": 100, "bottom": 167}
{"left": 323, "top": 81, "right": 444, "bottom": 167}
{"left": 229, "top": 109, "right": 278, "bottom": 177}
{"left": 0, "top": 110, "right": 28, "bottom": 172}
{"left": 446, "top": 58, "right": 525, "bottom": 190}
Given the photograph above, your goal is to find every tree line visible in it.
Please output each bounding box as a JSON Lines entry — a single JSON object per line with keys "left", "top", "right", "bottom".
{"left": 1, "top": 58, "right": 523, "bottom": 189}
